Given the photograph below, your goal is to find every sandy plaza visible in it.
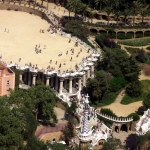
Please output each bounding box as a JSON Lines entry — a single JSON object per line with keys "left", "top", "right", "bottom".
{"left": 0, "top": 10, "right": 92, "bottom": 72}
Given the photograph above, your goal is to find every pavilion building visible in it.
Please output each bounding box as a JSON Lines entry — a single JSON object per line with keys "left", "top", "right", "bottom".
{"left": 0, "top": 62, "right": 15, "bottom": 96}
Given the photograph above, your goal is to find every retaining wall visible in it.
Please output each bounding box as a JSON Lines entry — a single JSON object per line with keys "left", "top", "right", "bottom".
{"left": 0, "top": 3, "right": 54, "bottom": 25}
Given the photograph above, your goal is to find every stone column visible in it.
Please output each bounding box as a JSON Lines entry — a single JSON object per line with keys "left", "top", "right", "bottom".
{"left": 64, "top": 79, "right": 67, "bottom": 89}
{"left": 87, "top": 69, "right": 90, "bottom": 79}
{"left": 59, "top": 78, "right": 64, "bottom": 95}
{"left": 42, "top": 73, "right": 45, "bottom": 84}
{"left": 28, "top": 71, "right": 31, "bottom": 86}
{"left": 73, "top": 78, "right": 76, "bottom": 88}
{"left": 69, "top": 78, "right": 73, "bottom": 93}
{"left": 51, "top": 76, "right": 54, "bottom": 87}
{"left": 91, "top": 65, "right": 94, "bottom": 78}
{"left": 19, "top": 74, "right": 23, "bottom": 83}
{"left": 37, "top": 73, "right": 41, "bottom": 81}
{"left": 78, "top": 77, "right": 82, "bottom": 90}
{"left": 32, "top": 73, "right": 37, "bottom": 86}
{"left": 46, "top": 76, "right": 50, "bottom": 86}
{"left": 83, "top": 73, "right": 86, "bottom": 87}
{"left": 55, "top": 76, "right": 58, "bottom": 91}
{"left": 23, "top": 69, "right": 28, "bottom": 84}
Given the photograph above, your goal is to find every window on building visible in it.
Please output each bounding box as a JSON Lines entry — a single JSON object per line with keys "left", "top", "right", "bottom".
{"left": 7, "top": 80, "right": 10, "bottom": 86}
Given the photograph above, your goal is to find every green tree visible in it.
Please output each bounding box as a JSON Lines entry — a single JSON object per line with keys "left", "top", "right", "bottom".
{"left": 104, "top": 7, "right": 112, "bottom": 25}
{"left": 25, "top": 136, "right": 47, "bottom": 150}
{"left": 94, "top": 0, "right": 108, "bottom": 11}
{"left": 67, "top": 101, "right": 77, "bottom": 114}
{"left": 114, "top": 10, "right": 121, "bottom": 25}
{"left": 126, "top": 80, "right": 142, "bottom": 98}
{"left": 109, "top": 77, "right": 127, "bottom": 92}
{"left": 143, "top": 93, "right": 150, "bottom": 109}
{"left": 102, "top": 138, "right": 124, "bottom": 150}
{"left": 63, "top": 120, "right": 75, "bottom": 144}
{"left": 122, "top": 9, "right": 131, "bottom": 24}
{"left": 0, "top": 105, "right": 24, "bottom": 150}
{"left": 86, "top": 70, "right": 108, "bottom": 103}
{"left": 46, "top": 142, "right": 71, "bottom": 150}
{"left": 136, "top": 49, "right": 149, "bottom": 63}
{"left": 131, "top": 1, "right": 142, "bottom": 26}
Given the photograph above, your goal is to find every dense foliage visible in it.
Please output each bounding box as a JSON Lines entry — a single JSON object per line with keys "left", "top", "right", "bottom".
{"left": 87, "top": 34, "right": 141, "bottom": 105}
{"left": 0, "top": 82, "right": 58, "bottom": 149}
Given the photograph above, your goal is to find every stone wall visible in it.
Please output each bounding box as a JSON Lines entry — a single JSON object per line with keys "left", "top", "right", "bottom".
{"left": 0, "top": 3, "right": 54, "bottom": 25}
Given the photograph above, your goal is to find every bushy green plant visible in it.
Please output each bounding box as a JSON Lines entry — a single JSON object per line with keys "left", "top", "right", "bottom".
{"left": 109, "top": 77, "right": 127, "bottom": 92}
{"left": 101, "top": 108, "right": 117, "bottom": 117}
{"left": 128, "top": 113, "right": 140, "bottom": 121}
{"left": 136, "top": 49, "right": 149, "bottom": 63}
{"left": 146, "top": 46, "right": 150, "bottom": 50}
{"left": 118, "top": 38, "right": 150, "bottom": 46}
{"left": 135, "top": 32, "right": 143, "bottom": 38}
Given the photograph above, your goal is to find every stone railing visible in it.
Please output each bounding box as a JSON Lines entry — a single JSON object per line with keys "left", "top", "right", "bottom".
{"left": 97, "top": 111, "right": 133, "bottom": 123}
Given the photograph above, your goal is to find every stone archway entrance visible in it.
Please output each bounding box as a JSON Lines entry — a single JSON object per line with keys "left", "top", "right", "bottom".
{"left": 120, "top": 124, "right": 128, "bottom": 132}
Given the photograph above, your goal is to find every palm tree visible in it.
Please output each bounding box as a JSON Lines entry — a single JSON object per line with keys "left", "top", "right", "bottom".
{"left": 140, "top": 9, "right": 149, "bottom": 23}
{"left": 131, "top": 1, "right": 142, "bottom": 26}
{"left": 122, "top": 9, "right": 131, "bottom": 24}
{"left": 67, "top": 0, "right": 82, "bottom": 18}
{"left": 79, "top": 3, "right": 87, "bottom": 19}
{"left": 104, "top": 7, "right": 112, "bottom": 25}
{"left": 114, "top": 11, "right": 121, "bottom": 26}
{"left": 112, "top": 0, "right": 120, "bottom": 11}
{"left": 94, "top": 0, "right": 108, "bottom": 12}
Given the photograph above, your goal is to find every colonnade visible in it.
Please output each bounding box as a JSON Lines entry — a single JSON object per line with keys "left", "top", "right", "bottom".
{"left": 19, "top": 63, "right": 95, "bottom": 95}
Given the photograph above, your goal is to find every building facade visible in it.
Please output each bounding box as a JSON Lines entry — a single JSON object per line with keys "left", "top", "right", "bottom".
{"left": 0, "top": 62, "right": 15, "bottom": 96}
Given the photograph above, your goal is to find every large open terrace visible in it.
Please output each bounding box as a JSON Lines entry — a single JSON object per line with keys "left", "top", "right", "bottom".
{"left": 0, "top": 10, "right": 92, "bottom": 72}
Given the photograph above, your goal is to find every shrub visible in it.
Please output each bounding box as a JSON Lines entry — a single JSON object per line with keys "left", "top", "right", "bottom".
{"left": 126, "top": 81, "right": 142, "bottom": 98}
{"left": 100, "top": 108, "right": 117, "bottom": 117}
{"left": 136, "top": 49, "right": 149, "bottom": 63}
{"left": 118, "top": 38, "right": 150, "bottom": 46}
{"left": 128, "top": 113, "right": 140, "bottom": 121}
{"left": 135, "top": 32, "right": 143, "bottom": 38}
{"left": 109, "top": 77, "right": 127, "bottom": 92}
{"left": 144, "top": 31, "right": 150, "bottom": 37}
{"left": 146, "top": 46, "right": 150, "bottom": 51}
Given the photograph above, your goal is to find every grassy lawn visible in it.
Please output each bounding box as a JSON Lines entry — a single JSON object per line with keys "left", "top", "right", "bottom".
{"left": 125, "top": 47, "right": 140, "bottom": 55}
{"left": 118, "top": 38, "right": 150, "bottom": 46}
{"left": 121, "top": 80, "right": 150, "bottom": 105}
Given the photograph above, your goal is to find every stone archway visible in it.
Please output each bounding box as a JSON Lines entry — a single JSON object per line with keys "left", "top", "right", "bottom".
{"left": 120, "top": 124, "right": 128, "bottom": 132}
{"left": 135, "top": 31, "right": 144, "bottom": 38}
{"left": 90, "top": 28, "right": 98, "bottom": 34}
{"left": 99, "top": 30, "right": 107, "bottom": 36}
{"left": 117, "top": 31, "right": 126, "bottom": 39}
{"left": 126, "top": 32, "right": 134, "bottom": 39}
{"left": 144, "top": 31, "right": 150, "bottom": 37}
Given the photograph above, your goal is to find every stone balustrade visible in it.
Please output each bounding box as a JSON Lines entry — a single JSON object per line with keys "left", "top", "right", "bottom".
{"left": 97, "top": 112, "right": 133, "bottom": 123}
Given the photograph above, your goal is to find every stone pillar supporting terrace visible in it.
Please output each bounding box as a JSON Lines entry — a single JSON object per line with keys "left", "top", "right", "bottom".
{"left": 78, "top": 77, "right": 82, "bottom": 90}
{"left": 83, "top": 73, "right": 86, "bottom": 87}
{"left": 51, "top": 76, "right": 54, "bottom": 87}
{"left": 73, "top": 78, "right": 76, "bottom": 88}
{"left": 19, "top": 74, "right": 23, "bottom": 83}
{"left": 64, "top": 79, "right": 67, "bottom": 89}
{"left": 59, "top": 77, "right": 64, "bottom": 95}
{"left": 55, "top": 76, "right": 58, "bottom": 91}
{"left": 87, "top": 69, "right": 90, "bottom": 79}
{"left": 28, "top": 71, "right": 31, "bottom": 86}
{"left": 91, "top": 65, "right": 94, "bottom": 78}
{"left": 32, "top": 72, "right": 37, "bottom": 86}
{"left": 46, "top": 75, "right": 51, "bottom": 86}
{"left": 69, "top": 77, "right": 73, "bottom": 93}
